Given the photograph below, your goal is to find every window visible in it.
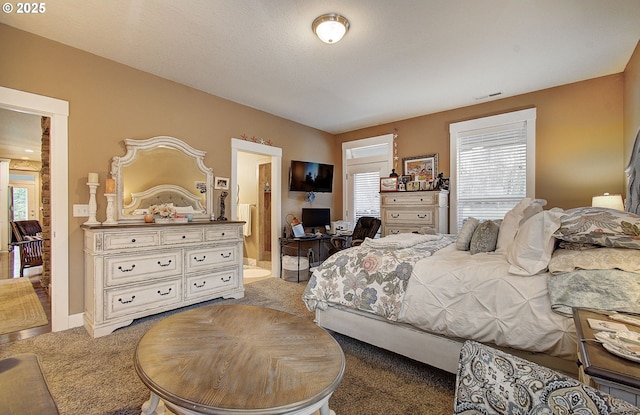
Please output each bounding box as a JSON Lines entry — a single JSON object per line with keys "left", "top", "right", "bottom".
{"left": 449, "top": 108, "right": 536, "bottom": 232}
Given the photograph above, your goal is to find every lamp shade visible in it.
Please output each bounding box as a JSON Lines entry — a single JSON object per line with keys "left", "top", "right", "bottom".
{"left": 312, "top": 14, "right": 349, "bottom": 44}
{"left": 592, "top": 193, "right": 624, "bottom": 210}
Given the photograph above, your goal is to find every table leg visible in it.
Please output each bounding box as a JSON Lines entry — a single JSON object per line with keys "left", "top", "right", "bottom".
{"left": 319, "top": 402, "right": 336, "bottom": 415}
{"left": 141, "top": 391, "right": 165, "bottom": 415}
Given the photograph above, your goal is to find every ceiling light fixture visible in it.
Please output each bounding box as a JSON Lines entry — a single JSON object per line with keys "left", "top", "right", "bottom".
{"left": 312, "top": 13, "right": 350, "bottom": 44}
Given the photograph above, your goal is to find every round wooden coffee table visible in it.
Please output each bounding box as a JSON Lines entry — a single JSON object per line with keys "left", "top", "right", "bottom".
{"left": 135, "top": 304, "right": 345, "bottom": 415}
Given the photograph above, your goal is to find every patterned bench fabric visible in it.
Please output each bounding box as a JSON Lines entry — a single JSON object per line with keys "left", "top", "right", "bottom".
{"left": 454, "top": 341, "right": 640, "bottom": 415}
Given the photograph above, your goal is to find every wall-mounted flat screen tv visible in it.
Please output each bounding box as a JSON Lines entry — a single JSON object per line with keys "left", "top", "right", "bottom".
{"left": 289, "top": 160, "right": 334, "bottom": 193}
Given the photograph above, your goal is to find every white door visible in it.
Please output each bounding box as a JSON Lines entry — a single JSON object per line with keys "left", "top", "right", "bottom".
{"left": 10, "top": 171, "right": 40, "bottom": 221}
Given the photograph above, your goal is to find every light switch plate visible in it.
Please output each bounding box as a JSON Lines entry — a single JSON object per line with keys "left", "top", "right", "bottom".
{"left": 73, "top": 204, "right": 89, "bottom": 217}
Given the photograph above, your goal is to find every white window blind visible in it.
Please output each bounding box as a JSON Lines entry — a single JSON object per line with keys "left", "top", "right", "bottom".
{"left": 352, "top": 171, "right": 381, "bottom": 223}
{"left": 450, "top": 108, "right": 536, "bottom": 232}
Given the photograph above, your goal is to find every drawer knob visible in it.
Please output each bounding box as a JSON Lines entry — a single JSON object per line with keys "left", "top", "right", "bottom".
{"left": 117, "top": 264, "right": 136, "bottom": 273}
{"left": 193, "top": 281, "right": 206, "bottom": 289}
{"left": 221, "top": 276, "right": 232, "bottom": 282}
{"left": 194, "top": 255, "right": 206, "bottom": 262}
{"left": 220, "top": 252, "right": 232, "bottom": 259}
{"left": 182, "top": 235, "right": 186, "bottom": 239}
{"left": 157, "top": 260, "right": 172, "bottom": 267}
{"left": 157, "top": 288, "right": 172, "bottom": 296}
{"left": 391, "top": 213, "right": 400, "bottom": 218}
{"left": 221, "top": 232, "right": 225, "bottom": 236}
{"left": 118, "top": 295, "right": 135, "bottom": 304}
{"left": 417, "top": 214, "right": 427, "bottom": 219}
{"left": 131, "top": 238, "right": 136, "bottom": 243}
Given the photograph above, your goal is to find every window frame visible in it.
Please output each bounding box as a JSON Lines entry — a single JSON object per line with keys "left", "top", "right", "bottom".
{"left": 449, "top": 108, "right": 536, "bottom": 232}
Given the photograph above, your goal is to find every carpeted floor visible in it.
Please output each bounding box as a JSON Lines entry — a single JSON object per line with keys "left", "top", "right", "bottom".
{"left": 0, "top": 278, "right": 456, "bottom": 415}
{"left": 0, "top": 278, "right": 48, "bottom": 335}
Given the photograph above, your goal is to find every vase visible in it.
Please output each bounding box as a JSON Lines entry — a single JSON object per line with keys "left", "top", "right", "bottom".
{"left": 144, "top": 214, "right": 154, "bottom": 223}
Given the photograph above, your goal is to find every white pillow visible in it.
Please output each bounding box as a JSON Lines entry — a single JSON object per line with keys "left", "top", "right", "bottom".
{"left": 456, "top": 217, "right": 479, "bottom": 251}
{"left": 495, "top": 198, "right": 533, "bottom": 253}
{"left": 507, "top": 210, "right": 563, "bottom": 276}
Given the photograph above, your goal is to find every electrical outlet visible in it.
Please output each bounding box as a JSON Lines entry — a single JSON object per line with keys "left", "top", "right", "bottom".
{"left": 73, "top": 204, "right": 89, "bottom": 217}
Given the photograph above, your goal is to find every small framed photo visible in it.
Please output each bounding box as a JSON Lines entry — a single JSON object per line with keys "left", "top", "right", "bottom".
{"left": 406, "top": 181, "right": 421, "bottom": 191}
{"left": 214, "top": 177, "right": 229, "bottom": 190}
{"left": 400, "top": 175, "right": 412, "bottom": 185}
{"left": 403, "top": 154, "right": 438, "bottom": 182}
{"left": 380, "top": 177, "right": 398, "bottom": 192}
{"left": 195, "top": 181, "right": 207, "bottom": 193}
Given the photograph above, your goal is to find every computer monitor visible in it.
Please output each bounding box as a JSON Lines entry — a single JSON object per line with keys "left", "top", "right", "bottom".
{"left": 301, "top": 208, "right": 330, "bottom": 233}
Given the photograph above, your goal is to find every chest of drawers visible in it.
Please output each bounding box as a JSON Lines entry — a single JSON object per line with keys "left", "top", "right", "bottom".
{"left": 82, "top": 221, "right": 244, "bottom": 337}
{"left": 380, "top": 190, "right": 449, "bottom": 236}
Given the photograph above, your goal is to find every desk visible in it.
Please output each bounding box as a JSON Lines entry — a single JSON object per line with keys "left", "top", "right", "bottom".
{"left": 279, "top": 234, "right": 333, "bottom": 282}
{"left": 573, "top": 308, "right": 640, "bottom": 405}
{"left": 135, "top": 304, "right": 345, "bottom": 415}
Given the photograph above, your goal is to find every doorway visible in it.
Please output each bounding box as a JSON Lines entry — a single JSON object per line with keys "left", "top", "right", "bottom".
{"left": 0, "top": 86, "right": 70, "bottom": 332}
{"left": 231, "top": 138, "right": 282, "bottom": 280}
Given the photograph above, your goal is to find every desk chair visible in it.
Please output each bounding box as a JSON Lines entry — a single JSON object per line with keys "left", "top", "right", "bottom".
{"left": 330, "top": 216, "right": 381, "bottom": 253}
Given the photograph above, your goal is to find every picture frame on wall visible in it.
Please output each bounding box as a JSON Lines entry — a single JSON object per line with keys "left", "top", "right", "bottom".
{"left": 403, "top": 154, "right": 438, "bottom": 182}
{"left": 214, "top": 177, "right": 230, "bottom": 190}
{"left": 380, "top": 177, "right": 398, "bottom": 192}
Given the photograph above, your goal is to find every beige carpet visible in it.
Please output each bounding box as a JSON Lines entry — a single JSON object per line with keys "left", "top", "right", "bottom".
{"left": 0, "top": 278, "right": 48, "bottom": 335}
{"left": 0, "top": 278, "right": 455, "bottom": 414}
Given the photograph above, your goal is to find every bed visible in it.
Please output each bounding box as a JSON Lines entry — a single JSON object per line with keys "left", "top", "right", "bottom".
{"left": 302, "top": 200, "right": 640, "bottom": 375}
{"left": 124, "top": 184, "right": 207, "bottom": 219}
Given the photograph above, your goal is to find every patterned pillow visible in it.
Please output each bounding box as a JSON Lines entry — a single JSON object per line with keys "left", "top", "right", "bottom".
{"left": 554, "top": 207, "right": 640, "bottom": 249}
{"left": 455, "top": 217, "right": 479, "bottom": 251}
{"left": 469, "top": 220, "right": 499, "bottom": 254}
{"left": 549, "top": 247, "right": 640, "bottom": 274}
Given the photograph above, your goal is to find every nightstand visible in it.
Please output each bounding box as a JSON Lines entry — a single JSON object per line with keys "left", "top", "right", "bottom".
{"left": 573, "top": 308, "right": 640, "bottom": 406}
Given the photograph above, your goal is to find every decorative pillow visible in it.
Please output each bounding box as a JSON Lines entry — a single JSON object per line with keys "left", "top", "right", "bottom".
{"left": 558, "top": 241, "right": 600, "bottom": 250}
{"left": 549, "top": 247, "right": 640, "bottom": 275}
{"left": 554, "top": 207, "right": 640, "bottom": 249}
{"left": 456, "top": 217, "right": 479, "bottom": 251}
{"left": 508, "top": 210, "right": 563, "bottom": 276}
{"left": 469, "top": 220, "right": 500, "bottom": 254}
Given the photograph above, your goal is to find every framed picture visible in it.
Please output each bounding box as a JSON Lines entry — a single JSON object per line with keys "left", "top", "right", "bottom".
{"left": 380, "top": 177, "right": 398, "bottom": 192}
{"left": 400, "top": 175, "right": 412, "bottom": 185}
{"left": 214, "top": 177, "right": 229, "bottom": 190}
{"left": 403, "top": 154, "right": 438, "bottom": 182}
{"left": 406, "top": 181, "right": 421, "bottom": 191}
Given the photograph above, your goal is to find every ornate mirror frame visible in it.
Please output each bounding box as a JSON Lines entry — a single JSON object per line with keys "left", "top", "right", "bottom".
{"left": 111, "top": 136, "right": 213, "bottom": 223}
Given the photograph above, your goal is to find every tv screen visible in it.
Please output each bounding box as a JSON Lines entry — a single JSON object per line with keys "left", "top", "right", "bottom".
{"left": 302, "top": 208, "right": 331, "bottom": 230}
{"left": 289, "top": 160, "right": 333, "bottom": 192}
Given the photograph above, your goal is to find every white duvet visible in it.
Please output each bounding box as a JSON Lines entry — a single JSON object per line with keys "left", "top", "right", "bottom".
{"left": 398, "top": 244, "right": 577, "bottom": 359}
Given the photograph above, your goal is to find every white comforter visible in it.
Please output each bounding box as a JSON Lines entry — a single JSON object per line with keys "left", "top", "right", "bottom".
{"left": 398, "top": 244, "right": 576, "bottom": 359}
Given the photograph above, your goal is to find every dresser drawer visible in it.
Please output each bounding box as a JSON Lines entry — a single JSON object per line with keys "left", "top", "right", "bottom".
{"left": 103, "top": 231, "right": 160, "bottom": 250}
{"left": 105, "top": 251, "right": 182, "bottom": 286}
{"left": 185, "top": 245, "right": 238, "bottom": 272}
{"left": 384, "top": 208, "right": 435, "bottom": 225}
{"left": 205, "top": 226, "right": 242, "bottom": 242}
{"left": 381, "top": 192, "right": 436, "bottom": 206}
{"left": 105, "top": 278, "right": 182, "bottom": 319}
{"left": 385, "top": 226, "right": 434, "bottom": 235}
{"left": 161, "top": 228, "right": 203, "bottom": 245}
{"left": 186, "top": 268, "right": 239, "bottom": 300}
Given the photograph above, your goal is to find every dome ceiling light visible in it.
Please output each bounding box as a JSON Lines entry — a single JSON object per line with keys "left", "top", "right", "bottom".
{"left": 312, "top": 13, "right": 350, "bottom": 44}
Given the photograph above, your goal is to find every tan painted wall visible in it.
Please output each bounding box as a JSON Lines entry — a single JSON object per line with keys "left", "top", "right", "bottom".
{"left": 624, "top": 41, "right": 640, "bottom": 167}
{"left": 0, "top": 24, "right": 335, "bottom": 313}
{"left": 335, "top": 75, "right": 625, "bottom": 214}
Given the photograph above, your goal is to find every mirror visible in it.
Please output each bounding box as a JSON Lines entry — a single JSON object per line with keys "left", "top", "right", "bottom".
{"left": 111, "top": 136, "right": 213, "bottom": 222}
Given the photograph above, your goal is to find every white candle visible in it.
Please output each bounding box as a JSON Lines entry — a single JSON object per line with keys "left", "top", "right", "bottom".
{"left": 105, "top": 178, "right": 115, "bottom": 194}
{"left": 88, "top": 172, "right": 99, "bottom": 183}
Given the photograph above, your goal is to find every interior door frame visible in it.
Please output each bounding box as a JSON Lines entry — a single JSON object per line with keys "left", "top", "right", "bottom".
{"left": 231, "top": 138, "right": 282, "bottom": 278}
{"left": 0, "top": 86, "right": 70, "bottom": 332}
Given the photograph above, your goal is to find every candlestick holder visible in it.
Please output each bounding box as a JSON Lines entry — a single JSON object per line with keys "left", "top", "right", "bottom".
{"left": 84, "top": 182, "right": 101, "bottom": 226}
{"left": 103, "top": 193, "right": 118, "bottom": 225}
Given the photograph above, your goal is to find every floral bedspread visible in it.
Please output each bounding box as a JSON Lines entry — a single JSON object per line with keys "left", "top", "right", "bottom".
{"left": 302, "top": 234, "right": 456, "bottom": 321}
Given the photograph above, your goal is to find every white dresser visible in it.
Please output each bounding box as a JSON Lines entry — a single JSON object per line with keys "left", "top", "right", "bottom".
{"left": 82, "top": 221, "right": 245, "bottom": 337}
{"left": 380, "top": 190, "right": 449, "bottom": 236}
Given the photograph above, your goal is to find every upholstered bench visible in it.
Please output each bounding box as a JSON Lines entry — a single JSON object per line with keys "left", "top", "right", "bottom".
{"left": 0, "top": 353, "right": 59, "bottom": 415}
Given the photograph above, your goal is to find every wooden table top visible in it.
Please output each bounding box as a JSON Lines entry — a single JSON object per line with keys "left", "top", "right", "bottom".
{"left": 135, "top": 304, "right": 345, "bottom": 415}
{"left": 574, "top": 308, "right": 640, "bottom": 389}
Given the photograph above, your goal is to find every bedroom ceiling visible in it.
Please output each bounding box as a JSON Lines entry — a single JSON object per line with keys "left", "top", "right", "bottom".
{"left": 1, "top": 0, "right": 639, "bottom": 140}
